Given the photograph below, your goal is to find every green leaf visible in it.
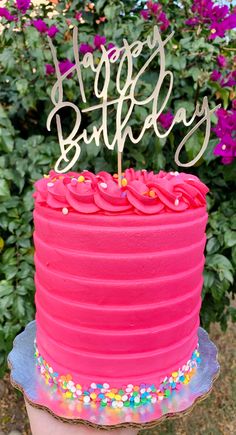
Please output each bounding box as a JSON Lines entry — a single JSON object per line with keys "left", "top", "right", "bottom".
{"left": 224, "top": 231, "right": 236, "bottom": 248}
{"left": 0, "top": 281, "right": 13, "bottom": 298}
{"left": 207, "top": 254, "right": 233, "bottom": 271}
{"left": 15, "top": 79, "right": 29, "bottom": 96}
{"left": 203, "top": 270, "right": 215, "bottom": 288}
{"left": 232, "top": 246, "right": 236, "bottom": 266}
{"left": 206, "top": 237, "right": 221, "bottom": 254}
{"left": 14, "top": 297, "right": 26, "bottom": 318}
{"left": 0, "top": 180, "right": 10, "bottom": 199}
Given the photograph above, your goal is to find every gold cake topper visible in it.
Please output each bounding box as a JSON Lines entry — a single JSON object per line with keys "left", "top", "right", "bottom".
{"left": 47, "top": 26, "right": 220, "bottom": 176}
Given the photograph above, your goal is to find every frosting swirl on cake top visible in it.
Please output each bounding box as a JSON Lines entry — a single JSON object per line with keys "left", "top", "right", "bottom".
{"left": 33, "top": 168, "right": 208, "bottom": 215}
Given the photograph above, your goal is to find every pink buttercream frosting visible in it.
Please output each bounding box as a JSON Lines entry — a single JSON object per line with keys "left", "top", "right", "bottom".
{"left": 33, "top": 169, "right": 209, "bottom": 215}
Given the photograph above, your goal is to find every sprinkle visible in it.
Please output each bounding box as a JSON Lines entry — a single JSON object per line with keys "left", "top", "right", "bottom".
{"left": 100, "top": 182, "right": 108, "bottom": 189}
{"left": 83, "top": 396, "right": 90, "bottom": 404}
{"left": 47, "top": 182, "right": 54, "bottom": 187}
{"left": 34, "top": 342, "right": 200, "bottom": 408}
{"left": 44, "top": 174, "right": 50, "bottom": 178}
{"left": 113, "top": 173, "right": 118, "bottom": 179}
{"left": 222, "top": 144, "right": 226, "bottom": 150}
{"left": 121, "top": 178, "right": 128, "bottom": 187}
{"left": 62, "top": 207, "right": 69, "bottom": 215}
{"left": 174, "top": 171, "right": 179, "bottom": 176}
{"left": 174, "top": 198, "right": 179, "bottom": 206}
{"left": 71, "top": 178, "right": 78, "bottom": 186}
{"left": 78, "top": 175, "right": 85, "bottom": 182}
{"left": 149, "top": 190, "right": 156, "bottom": 198}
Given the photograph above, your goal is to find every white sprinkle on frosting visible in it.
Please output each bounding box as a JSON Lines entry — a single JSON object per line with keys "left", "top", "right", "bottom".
{"left": 222, "top": 144, "right": 226, "bottom": 150}
{"left": 175, "top": 198, "right": 179, "bottom": 206}
{"left": 47, "top": 182, "right": 54, "bottom": 187}
{"left": 62, "top": 207, "right": 69, "bottom": 215}
{"left": 100, "top": 182, "right": 108, "bottom": 189}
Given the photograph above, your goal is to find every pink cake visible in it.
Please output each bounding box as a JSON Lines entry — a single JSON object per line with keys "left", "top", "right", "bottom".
{"left": 33, "top": 168, "right": 208, "bottom": 407}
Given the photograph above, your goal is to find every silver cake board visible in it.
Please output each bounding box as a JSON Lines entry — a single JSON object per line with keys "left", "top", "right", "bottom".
{"left": 8, "top": 321, "right": 220, "bottom": 430}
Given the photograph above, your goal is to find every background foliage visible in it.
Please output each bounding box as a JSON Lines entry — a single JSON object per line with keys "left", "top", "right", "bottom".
{"left": 0, "top": 0, "right": 236, "bottom": 375}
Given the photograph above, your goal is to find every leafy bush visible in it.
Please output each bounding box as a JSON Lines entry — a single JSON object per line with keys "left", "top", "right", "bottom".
{"left": 0, "top": 0, "right": 236, "bottom": 375}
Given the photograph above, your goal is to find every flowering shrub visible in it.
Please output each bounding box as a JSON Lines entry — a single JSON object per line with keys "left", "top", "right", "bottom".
{"left": 0, "top": 0, "right": 236, "bottom": 375}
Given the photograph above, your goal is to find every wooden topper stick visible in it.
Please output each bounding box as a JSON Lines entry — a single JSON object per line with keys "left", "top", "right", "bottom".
{"left": 117, "top": 150, "right": 122, "bottom": 187}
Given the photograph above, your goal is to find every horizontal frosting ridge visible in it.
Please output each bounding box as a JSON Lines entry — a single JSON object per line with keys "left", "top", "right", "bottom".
{"left": 35, "top": 276, "right": 203, "bottom": 310}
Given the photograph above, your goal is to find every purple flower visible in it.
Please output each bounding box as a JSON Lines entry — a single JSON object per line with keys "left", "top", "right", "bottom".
{"left": 223, "top": 13, "right": 236, "bottom": 32}
{"left": 75, "top": 11, "right": 82, "bottom": 21}
{"left": 47, "top": 25, "right": 59, "bottom": 38}
{"left": 210, "top": 69, "right": 221, "bottom": 82}
{"left": 213, "top": 108, "right": 236, "bottom": 164}
{"left": 151, "top": 3, "right": 161, "bottom": 14}
{"left": 159, "top": 11, "right": 170, "bottom": 31}
{"left": 79, "top": 43, "right": 94, "bottom": 55}
{"left": 221, "top": 73, "right": 236, "bottom": 88}
{"left": 0, "top": 7, "right": 17, "bottom": 21}
{"left": 187, "top": 0, "right": 236, "bottom": 39}
{"left": 209, "top": 22, "right": 226, "bottom": 39}
{"left": 157, "top": 111, "right": 174, "bottom": 129}
{"left": 217, "top": 55, "right": 227, "bottom": 68}
{"left": 140, "top": 9, "right": 149, "bottom": 20}
{"left": 107, "top": 42, "right": 116, "bottom": 59}
{"left": 45, "top": 64, "right": 55, "bottom": 75}
{"left": 185, "top": 17, "right": 200, "bottom": 27}
{"left": 94, "top": 34, "right": 106, "bottom": 49}
{"left": 33, "top": 19, "right": 48, "bottom": 33}
{"left": 140, "top": 2, "right": 169, "bottom": 31}
{"left": 15, "top": 0, "right": 31, "bottom": 14}
{"left": 221, "top": 156, "right": 234, "bottom": 164}
{"left": 59, "top": 59, "right": 75, "bottom": 78}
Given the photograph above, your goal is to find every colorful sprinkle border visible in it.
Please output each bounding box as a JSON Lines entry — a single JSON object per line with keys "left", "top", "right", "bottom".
{"left": 34, "top": 342, "right": 201, "bottom": 408}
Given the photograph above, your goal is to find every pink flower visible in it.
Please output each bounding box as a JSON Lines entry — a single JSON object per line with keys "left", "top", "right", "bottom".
{"left": 47, "top": 25, "right": 59, "bottom": 38}
{"left": 15, "top": 0, "right": 31, "bottom": 14}
{"left": 45, "top": 64, "right": 55, "bottom": 75}
{"left": 33, "top": 19, "right": 48, "bottom": 33}
{"left": 94, "top": 34, "right": 106, "bottom": 49}
{"left": 217, "top": 55, "right": 227, "bottom": 68}
{"left": 0, "top": 7, "right": 17, "bottom": 21}
{"left": 79, "top": 43, "right": 94, "bottom": 54}
{"left": 140, "top": 9, "right": 150, "bottom": 20}
{"left": 210, "top": 69, "right": 221, "bottom": 82}
{"left": 59, "top": 59, "right": 75, "bottom": 77}
{"left": 157, "top": 111, "right": 174, "bottom": 129}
